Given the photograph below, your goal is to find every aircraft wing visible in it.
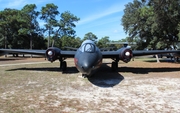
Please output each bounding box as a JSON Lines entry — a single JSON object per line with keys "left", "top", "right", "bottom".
{"left": 0, "top": 49, "right": 76, "bottom": 58}
{"left": 61, "top": 50, "right": 76, "bottom": 57}
{"left": 0, "top": 49, "right": 46, "bottom": 56}
{"left": 101, "top": 49, "right": 180, "bottom": 58}
{"left": 64, "top": 47, "right": 78, "bottom": 51}
{"left": 101, "top": 51, "right": 119, "bottom": 58}
{"left": 132, "top": 50, "right": 180, "bottom": 56}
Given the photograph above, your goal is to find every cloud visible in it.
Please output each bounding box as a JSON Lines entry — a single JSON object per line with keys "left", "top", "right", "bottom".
{"left": 0, "top": 0, "right": 50, "bottom": 10}
{"left": 5, "top": 0, "right": 28, "bottom": 9}
{"left": 113, "top": 30, "right": 118, "bottom": 33}
{"left": 78, "top": 3, "right": 125, "bottom": 25}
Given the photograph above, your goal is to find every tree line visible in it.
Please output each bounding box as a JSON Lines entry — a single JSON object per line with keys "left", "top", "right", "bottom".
{"left": 1, "top": 1, "right": 180, "bottom": 50}
{"left": 0, "top": 3, "right": 81, "bottom": 49}
{"left": 0, "top": 3, "right": 116, "bottom": 50}
{"left": 122, "top": 0, "right": 180, "bottom": 50}
{"left": 0, "top": 3, "right": 126, "bottom": 50}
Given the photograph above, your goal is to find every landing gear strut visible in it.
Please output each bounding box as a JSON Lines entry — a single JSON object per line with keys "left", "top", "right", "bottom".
{"left": 82, "top": 74, "right": 90, "bottom": 78}
{"left": 111, "top": 58, "right": 119, "bottom": 71}
{"left": 82, "top": 74, "right": 87, "bottom": 78}
{"left": 111, "top": 62, "right": 118, "bottom": 71}
{"left": 62, "top": 61, "right": 67, "bottom": 71}
{"left": 60, "top": 60, "right": 67, "bottom": 71}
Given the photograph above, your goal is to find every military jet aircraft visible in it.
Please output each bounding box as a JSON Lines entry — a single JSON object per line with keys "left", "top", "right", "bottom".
{"left": 1, "top": 40, "right": 180, "bottom": 77}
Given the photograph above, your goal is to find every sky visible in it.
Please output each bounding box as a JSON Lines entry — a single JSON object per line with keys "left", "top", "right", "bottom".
{"left": 0, "top": 0, "right": 133, "bottom": 41}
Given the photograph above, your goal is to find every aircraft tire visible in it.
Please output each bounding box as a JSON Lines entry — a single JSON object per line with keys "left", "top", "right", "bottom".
{"left": 60, "top": 61, "right": 62, "bottom": 69}
{"left": 82, "top": 74, "right": 90, "bottom": 78}
{"left": 82, "top": 74, "right": 87, "bottom": 78}
{"left": 62, "top": 61, "right": 67, "bottom": 71}
{"left": 111, "top": 62, "right": 117, "bottom": 71}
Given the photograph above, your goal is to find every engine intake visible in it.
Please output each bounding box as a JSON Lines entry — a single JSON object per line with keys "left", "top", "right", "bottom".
{"left": 119, "top": 48, "right": 133, "bottom": 63}
{"left": 45, "top": 47, "right": 61, "bottom": 62}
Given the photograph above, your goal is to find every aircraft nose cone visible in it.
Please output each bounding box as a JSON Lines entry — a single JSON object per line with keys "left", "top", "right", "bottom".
{"left": 75, "top": 52, "right": 102, "bottom": 76}
{"left": 81, "top": 62, "right": 92, "bottom": 74}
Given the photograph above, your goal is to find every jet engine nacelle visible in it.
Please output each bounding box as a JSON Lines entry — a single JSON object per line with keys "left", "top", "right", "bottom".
{"left": 119, "top": 48, "right": 133, "bottom": 63}
{"left": 45, "top": 47, "right": 61, "bottom": 62}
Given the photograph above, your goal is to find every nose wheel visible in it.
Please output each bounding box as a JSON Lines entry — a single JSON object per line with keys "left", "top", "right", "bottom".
{"left": 82, "top": 74, "right": 91, "bottom": 78}
{"left": 82, "top": 74, "right": 87, "bottom": 78}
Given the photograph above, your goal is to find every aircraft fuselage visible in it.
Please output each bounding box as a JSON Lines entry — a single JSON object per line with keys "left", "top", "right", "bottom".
{"left": 74, "top": 40, "right": 102, "bottom": 76}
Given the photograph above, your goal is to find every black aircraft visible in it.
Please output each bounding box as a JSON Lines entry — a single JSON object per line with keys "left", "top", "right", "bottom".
{"left": 1, "top": 40, "right": 180, "bottom": 77}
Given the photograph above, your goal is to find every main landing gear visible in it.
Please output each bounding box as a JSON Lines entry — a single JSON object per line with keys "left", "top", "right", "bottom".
{"left": 111, "top": 59, "right": 119, "bottom": 71}
{"left": 60, "top": 60, "right": 67, "bottom": 71}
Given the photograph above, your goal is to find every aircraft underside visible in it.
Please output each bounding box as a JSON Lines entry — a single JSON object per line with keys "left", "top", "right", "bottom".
{"left": 58, "top": 57, "right": 122, "bottom": 78}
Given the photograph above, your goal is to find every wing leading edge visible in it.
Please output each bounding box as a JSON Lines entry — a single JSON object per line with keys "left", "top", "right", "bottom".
{"left": 101, "top": 49, "right": 180, "bottom": 58}
{"left": 0, "top": 49, "right": 46, "bottom": 56}
{"left": 0, "top": 49, "right": 76, "bottom": 58}
{"left": 132, "top": 50, "right": 180, "bottom": 56}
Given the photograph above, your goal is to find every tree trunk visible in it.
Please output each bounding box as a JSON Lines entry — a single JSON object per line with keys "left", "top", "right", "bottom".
{"left": 30, "top": 36, "right": 32, "bottom": 58}
{"left": 4, "top": 35, "right": 7, "bottom": 57}
{"left": 48, "top": 28, "right": 50, "bottom": 48}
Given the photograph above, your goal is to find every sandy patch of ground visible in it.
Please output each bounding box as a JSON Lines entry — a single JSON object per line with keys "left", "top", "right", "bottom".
{"left": 0, "top": 56, "right": 180, "bottom": 112}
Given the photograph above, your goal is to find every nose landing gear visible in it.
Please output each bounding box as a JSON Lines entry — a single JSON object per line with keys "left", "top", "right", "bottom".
{"left": 82, "top": 74, "right": 88, "bottom": 78}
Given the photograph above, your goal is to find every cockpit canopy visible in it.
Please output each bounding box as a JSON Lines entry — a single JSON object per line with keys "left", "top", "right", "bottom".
{"left": 79, "top": 40, "right": 96, "bottom": 53}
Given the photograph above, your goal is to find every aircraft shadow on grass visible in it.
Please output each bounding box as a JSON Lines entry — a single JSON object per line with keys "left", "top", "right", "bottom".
{"left": 0, "top": 58, "right": 25, "bottom": 61}
{"left": 136, "top": 56, "right": 180, "bottom": 63}
{"left": 144, "top": 59, "right": 180, "bottom": 63}
{"left": 6, "top": 63, "right": 124, "bottom": 88}
{"left": 6, "top": 63, "right": 180, "bottom": 87}
{"left": 88, "top": 64, "right": 124, "bottom": 88}
{"left": 7, "top": 67, "right": 79, "bottom": 74}
{"left": 117, "top": 66, "right": 180, "bottom": 74}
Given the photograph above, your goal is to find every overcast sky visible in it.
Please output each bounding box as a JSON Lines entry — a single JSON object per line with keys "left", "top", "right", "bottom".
{"left": 0, "top": 0, "right": 133, "bottom": 41}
